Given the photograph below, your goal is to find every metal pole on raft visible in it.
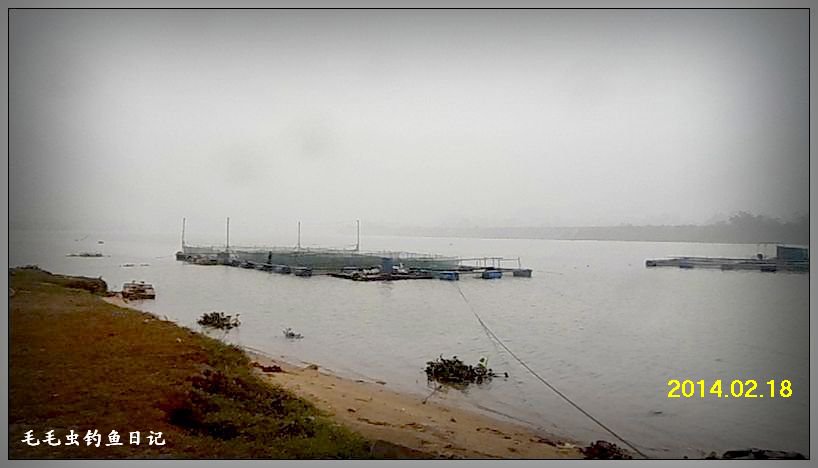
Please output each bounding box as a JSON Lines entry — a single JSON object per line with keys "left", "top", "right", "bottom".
{"left": 356, "top": 219, "right": 360, "bottom": 252}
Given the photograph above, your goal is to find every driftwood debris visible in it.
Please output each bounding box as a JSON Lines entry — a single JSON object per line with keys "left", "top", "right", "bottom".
{"left": 719, "top": 449, "right": 806, "bottom": 460}
{"left": 251, "top": 361, "right": 284, "bottom": 373}
{"left": 424, "top": 355, "right": 500, "bottom": 386}
{"left": 197, "top": 312, "right": 241, "bottom": 330}
{"left": 580, "top": 441, "right": 633, "bottom": 459}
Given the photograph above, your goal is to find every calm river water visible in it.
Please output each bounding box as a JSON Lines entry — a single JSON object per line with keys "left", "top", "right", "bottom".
{"left": 9, "top": 229, "right": 809, "bottom": 458}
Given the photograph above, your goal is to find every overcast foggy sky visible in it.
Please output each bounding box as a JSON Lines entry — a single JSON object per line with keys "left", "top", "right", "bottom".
{"left": 9, "top": 9, "right": 809, "bottom": 237}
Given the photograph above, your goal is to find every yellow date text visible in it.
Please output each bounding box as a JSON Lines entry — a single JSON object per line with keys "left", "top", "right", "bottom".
{"left": 667, "top": 379, "right": 792, "bottom": 399}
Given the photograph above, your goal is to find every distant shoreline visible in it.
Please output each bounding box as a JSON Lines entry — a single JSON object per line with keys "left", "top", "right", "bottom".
{"left": 9, "top": 220, "right": 808, "bottom": 249}
{"left": 369, "top": 232, "right": 793, "bottom": 245}
{"left": 368, "top": 225, "right": 807, "bottom": 246}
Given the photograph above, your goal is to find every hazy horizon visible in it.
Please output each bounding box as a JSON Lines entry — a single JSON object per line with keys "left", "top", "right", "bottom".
{"left": 10, "top": 9, "right": 809, "bottom": 237}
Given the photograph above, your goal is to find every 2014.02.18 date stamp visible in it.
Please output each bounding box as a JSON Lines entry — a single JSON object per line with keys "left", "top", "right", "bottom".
{"left": 667, "top": 379, "right": 792, "bottom": 399}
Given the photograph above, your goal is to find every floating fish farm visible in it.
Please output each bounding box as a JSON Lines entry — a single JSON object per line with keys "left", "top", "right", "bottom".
{"left": 645, "top": 244, "right": 809, "bottom": 273}
{"left": 175, "top": 218, "right": 532, "bottom": 281}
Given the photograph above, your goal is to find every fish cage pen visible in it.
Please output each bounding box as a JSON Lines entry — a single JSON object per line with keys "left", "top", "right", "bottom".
{"left": 174, "top": 218, "right": 533, "bottom": 281}
{"left": 645, "top": 244, "right": 809, "bottom": 273}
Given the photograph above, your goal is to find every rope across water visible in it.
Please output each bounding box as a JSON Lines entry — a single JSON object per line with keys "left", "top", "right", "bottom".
{"left": 453, "top": 283, "right": 649, "bottom": 459}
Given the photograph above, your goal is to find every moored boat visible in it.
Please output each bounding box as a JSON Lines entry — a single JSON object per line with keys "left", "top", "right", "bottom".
{"left": 122, "top": 281, "right": 156, "bottom": 300}
{"left": 481, "top": 270, "right": 503, "bottom": 279}
{"left": 293, "top": 267, "right": 313, "bottom": 277}
{"left": 438, "top": 271, "right": 460, "bottom": 281}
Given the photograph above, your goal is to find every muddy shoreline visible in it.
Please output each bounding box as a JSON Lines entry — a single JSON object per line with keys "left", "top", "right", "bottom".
{"left": 103, "top": 294, "right": 582, "bottom": 458}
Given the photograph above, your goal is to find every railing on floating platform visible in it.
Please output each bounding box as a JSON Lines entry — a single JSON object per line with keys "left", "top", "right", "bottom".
{"left": 174, "top": 218, "right": 532, "bottom": 281}
{"left": 177, "top": 246, "right": 533, "bottom": 281}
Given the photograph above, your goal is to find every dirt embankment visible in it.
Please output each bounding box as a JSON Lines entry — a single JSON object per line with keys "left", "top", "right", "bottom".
{"left": 10, "top": 266, "right": 582, "bottom": 459}
{"left": 9, "top": 267, "right": 371, "bottom": 459}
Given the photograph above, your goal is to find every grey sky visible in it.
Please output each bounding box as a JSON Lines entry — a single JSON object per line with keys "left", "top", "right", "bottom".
{"left": 9, "top": 9, "right": 809, "bottom": 236}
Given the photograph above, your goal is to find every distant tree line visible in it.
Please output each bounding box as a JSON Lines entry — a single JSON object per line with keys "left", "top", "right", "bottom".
{"left": 376, "top": 212, "right": 809, "bottom": 245}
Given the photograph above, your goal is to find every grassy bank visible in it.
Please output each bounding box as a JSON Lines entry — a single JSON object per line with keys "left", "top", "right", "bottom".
{"left": 9, "top": 266, "right": 374, "bottom": 459}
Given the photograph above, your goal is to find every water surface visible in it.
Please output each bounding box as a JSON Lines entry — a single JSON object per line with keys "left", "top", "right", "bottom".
{"left": 10, "top": 230, "right": 809, "bottom": 458}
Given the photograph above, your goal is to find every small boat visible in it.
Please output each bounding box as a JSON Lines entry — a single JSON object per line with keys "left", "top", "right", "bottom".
{"left": 481, "top": 270, "right": 503, "bottom": 279}
{"left": 438, "top": 271, "right": 460, "bottom": 281}
{"left": 293, "top": 267, "right": 313, "bottom": 277}
{"left": 410, "top": 268, "right": 434, "bottom": 279}
{"left": 282, "top": 327, "right": 303, "bottom": 339}
{"left": 122, "top": 281, "right": 156, "bottom": 300}
{"left": 512, "top": 269, "right": 532, "bottom": 277}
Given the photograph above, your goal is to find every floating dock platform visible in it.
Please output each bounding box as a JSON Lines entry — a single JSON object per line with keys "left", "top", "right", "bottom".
{"left": 328, "top": 271, "right": 435, "bottom": 281}
{"left": 174, "top": 218, "right": 532, "bottom": 281}
{"left": 647, "top": 244, "right": 808, "bottom": 273}
{"left": 645, "top": 255, "right": 808, "bottom": 273}
{"left": 176, "top": 246, "right": 533, "bottom": 281}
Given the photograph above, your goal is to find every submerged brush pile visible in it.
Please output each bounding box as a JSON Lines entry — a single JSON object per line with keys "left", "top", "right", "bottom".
{"left": 580, "top": 441, "right": 633, "bottom": 460}
{"left": 424, "top": 355, "right": 501, "bottom": 386}
{"left": 197, "top": 312, "right": 241, "bottom": 330}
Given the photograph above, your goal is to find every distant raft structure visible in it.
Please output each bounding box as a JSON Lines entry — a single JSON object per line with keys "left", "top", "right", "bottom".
{"left": 173, "top": 217, "right": 532, "bottom": 282}
{"left": 646, "top": 244, "right": 808, "bottom": 273}
{"left": 177, "top": 248, "right": 534, "bottom": 282}
{"left": 67, "top": 251, "right": 104, "bottom": 258}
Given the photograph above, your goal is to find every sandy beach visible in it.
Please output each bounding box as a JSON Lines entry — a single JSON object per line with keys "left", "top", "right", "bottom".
{"left": 104, "top": 294, "right": 581, "bottom": 459}
{"left": 247, "top": 351, "right": 581, "bottom": 459}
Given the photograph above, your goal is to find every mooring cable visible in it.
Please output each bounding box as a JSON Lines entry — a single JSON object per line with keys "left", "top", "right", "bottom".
{"left": 454, "top": 283, "right": 649, "bottom": 459}
{"left": 470, "top": 296, "right": 529, "bottom": 403}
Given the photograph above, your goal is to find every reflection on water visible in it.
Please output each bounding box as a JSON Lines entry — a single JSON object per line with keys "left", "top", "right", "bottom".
{"left": 10, "top": 230, "right": 809, "bottom": 458}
